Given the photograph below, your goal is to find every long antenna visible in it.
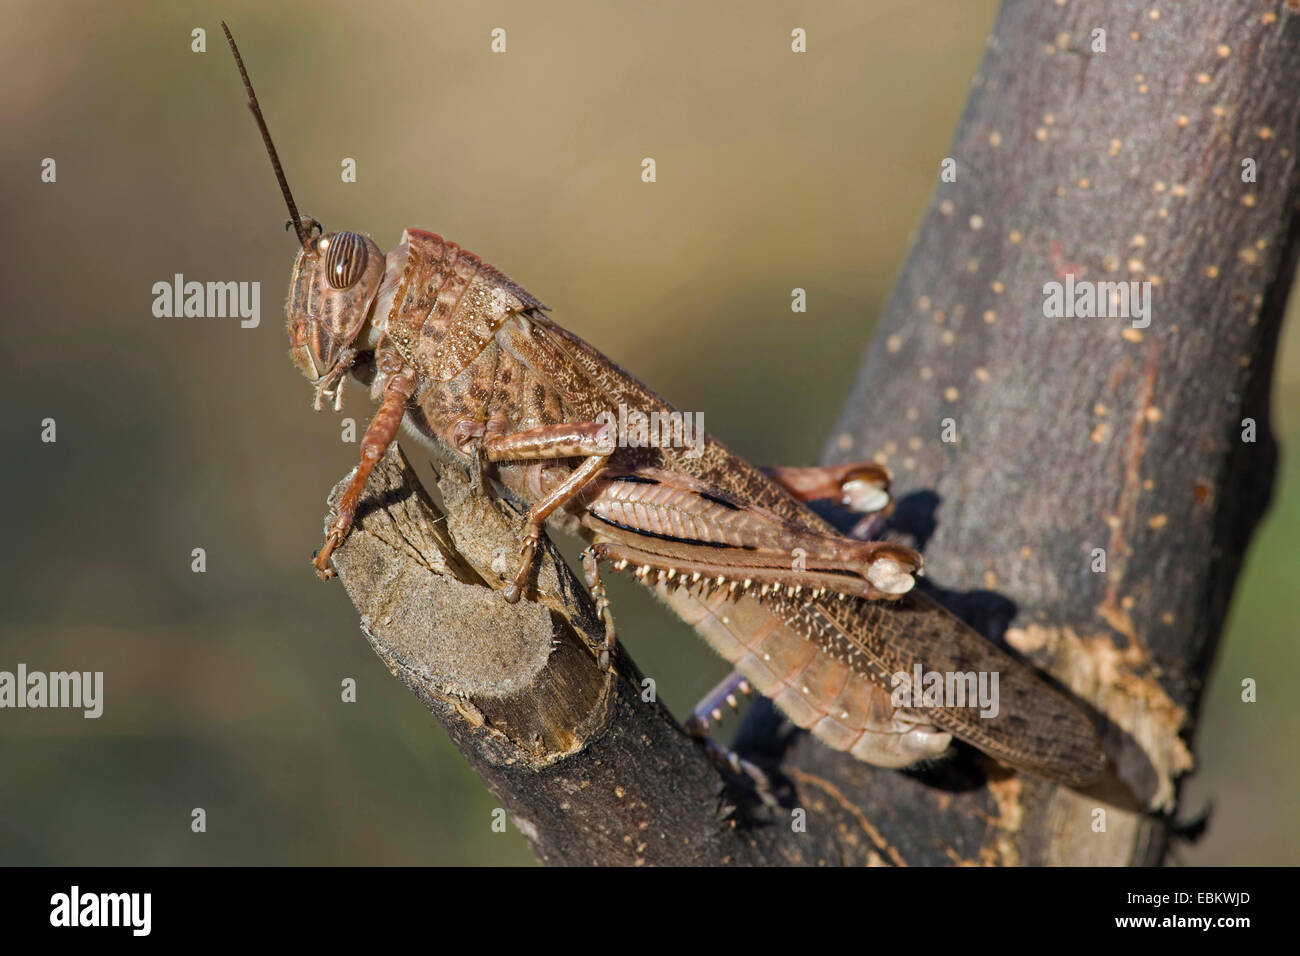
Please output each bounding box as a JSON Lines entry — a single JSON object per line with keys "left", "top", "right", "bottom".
{"left": 222, "top": 21, "right": 311, "bottom": 250}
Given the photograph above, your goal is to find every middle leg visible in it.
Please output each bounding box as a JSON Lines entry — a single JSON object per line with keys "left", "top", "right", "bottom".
{"left": 482, "top": 421, "right": 615, "bottom": 602}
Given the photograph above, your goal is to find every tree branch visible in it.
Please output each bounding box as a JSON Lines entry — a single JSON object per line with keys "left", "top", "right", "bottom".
{"left": 798, "top": 0, "right": 1299, "bottom": 864}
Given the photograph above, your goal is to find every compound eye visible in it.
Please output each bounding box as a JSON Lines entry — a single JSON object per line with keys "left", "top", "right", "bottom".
{"left": 325, "top": 231, "right": 368, "bottom": 290}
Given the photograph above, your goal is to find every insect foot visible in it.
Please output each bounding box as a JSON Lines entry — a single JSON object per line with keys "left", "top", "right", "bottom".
{"left": 312, "top": 543, "right": 339, "bottom": 579}
{"left": 866, "top": 554, "right": 917, "bottom": 596}
{"left": 857, "top": 542, "right": 922, "bottom": 598}
{"left": 580, "top": 548, "right": 618, "bottom": 671}
{"left": 763, "top": 462, "right": 894, "bottom": 516}
{"left": 502, "top": 532, "right": 540, "bottom": 604}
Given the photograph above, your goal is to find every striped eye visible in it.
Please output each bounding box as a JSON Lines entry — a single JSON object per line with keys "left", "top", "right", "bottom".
{"left": 325, "top": 231, "right": 368, "bottom": 290}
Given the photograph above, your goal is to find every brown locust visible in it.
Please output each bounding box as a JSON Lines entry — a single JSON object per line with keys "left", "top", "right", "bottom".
{"left": 225, "top": 25, "right": 1104, "bottom": 787}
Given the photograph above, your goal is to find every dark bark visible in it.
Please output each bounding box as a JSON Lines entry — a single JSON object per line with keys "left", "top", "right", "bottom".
{"left": 807, "top": 0, "right": 1298, "bottom": 864}
{"left": 326, "top": 0, "right": 1299, "bottom": 865}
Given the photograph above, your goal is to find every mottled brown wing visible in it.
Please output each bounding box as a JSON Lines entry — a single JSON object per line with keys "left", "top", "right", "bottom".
{"left": 804, "top": 592, "right": 1105, "bottom": 786}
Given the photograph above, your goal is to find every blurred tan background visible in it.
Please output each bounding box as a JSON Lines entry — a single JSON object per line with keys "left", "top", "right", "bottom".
{"left": 0, "top": 0, "right": 1294, "bottom": 865}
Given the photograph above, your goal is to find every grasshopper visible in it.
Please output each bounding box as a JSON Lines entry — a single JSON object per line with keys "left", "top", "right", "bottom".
{"left": 225, "top": 25, "right": 1104, "bottom": 787}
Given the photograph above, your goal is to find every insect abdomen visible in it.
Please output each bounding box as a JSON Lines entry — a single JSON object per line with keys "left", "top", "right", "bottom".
{"left": 653, "top": 580, "right": 954, "bottom": 768}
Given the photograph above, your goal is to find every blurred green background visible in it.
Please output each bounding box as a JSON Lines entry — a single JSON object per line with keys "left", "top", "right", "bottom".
{"left": 0, "top": 0, "right": 1294, "bottom": 865}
